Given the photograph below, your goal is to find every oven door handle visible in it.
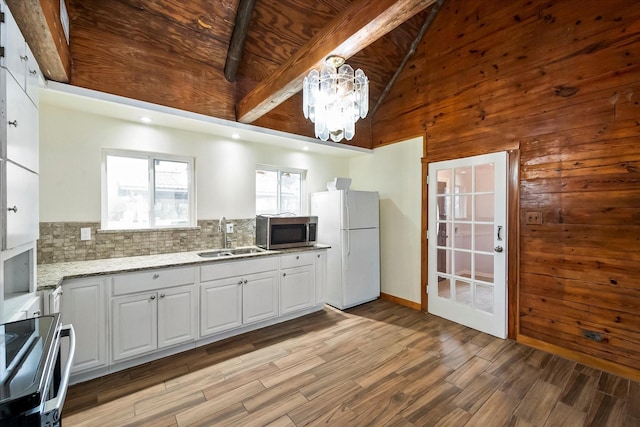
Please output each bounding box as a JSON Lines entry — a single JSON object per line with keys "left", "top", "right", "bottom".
{"left": 42, "top": 324, "right": 76, "bottom": 420}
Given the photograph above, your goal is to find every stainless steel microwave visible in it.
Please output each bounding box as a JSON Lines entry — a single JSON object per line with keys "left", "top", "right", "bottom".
{"left": 255, "top": 215, "right": 318, "bottom": 249}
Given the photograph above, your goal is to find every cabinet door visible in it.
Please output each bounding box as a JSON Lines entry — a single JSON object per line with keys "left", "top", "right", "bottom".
{"left": 0, "top": 5, "right": 26, "bottom": 88}
{"left": 243, "top": 271, "right": 278, "bottom": 324}
{"left": 200, "top": 278, "right": 242, "bottom": 337}
{"left": 5, "top": 70, "right": 39, "bottom": 172}
{"left": 24, "top": 43, "right": 40, "bottom": 106}
{"left": 60, "top": 279, "right": 107, "bottom": 373}
{"left": 280, "top": 266, "right": 314, "bottom": 315}
{"left": 5, "top": 162, "right": 39, "bottom": 249}
{"left": 314, "top": 251, "right": 326, "bottom": 304}
{"left": 158, "top": 285, "right": 197, "bottom": 348}
{"left": 112, "top": 293, "right": 157, "bottom": 362}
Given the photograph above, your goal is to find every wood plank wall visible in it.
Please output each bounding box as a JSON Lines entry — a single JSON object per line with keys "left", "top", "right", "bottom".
{"left": 373, "top": 0, "right": 640, "bottom": 376}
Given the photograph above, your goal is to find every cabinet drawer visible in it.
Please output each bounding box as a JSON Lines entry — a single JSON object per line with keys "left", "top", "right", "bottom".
{"left": 112, "top": 266, "right": 196, "bottom": 295}
{"left": 200, "top": 256, "right": 278, "bottom": 282}
{"left": 280, "top": 252, "right": 315, "bottom": 269}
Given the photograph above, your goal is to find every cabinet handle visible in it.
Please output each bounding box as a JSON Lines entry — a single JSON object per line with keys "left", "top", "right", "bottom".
{"left": 7, "top": 206, "right": 18, "bottom": 213}
{"left": 152, "top": 273, "right": 160, "bottom": 279}
{"left": 32, "top": 311, "right": 41, "bottom": 317}
{"left": 296, "top": 255, "right": 299, "bottom": 260}
{"left": 29, "top": 69, "right": 37, "bottom": 76}
{"left": 20, "top": 55, "right": 28, "bottom": 61}
{"left": 243, "top": 279, "right": 248, "bottom": 284}
{"left": 282, "top": 272, "right": 286, "bottom": 277}
{"left": 238, "top": 280, "right": 243, "bottom": 285}
{"left": 317, "top": 254, "right": 320, "bottom": 258}
{"left": 8, "top": 120, "right": 18, "bottom": 127}
{"left": 160, "top": 293, "right": 165, "bottom": 298}
{"left": 150, "top": 295, "right": 156, "bottom": 300}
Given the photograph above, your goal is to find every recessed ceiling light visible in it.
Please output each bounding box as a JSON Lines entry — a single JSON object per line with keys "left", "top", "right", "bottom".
{"left": 231, "top": 133, "right": 240, "bottom": 139}
{"left": 139, "top": 116, "right": 152, "bottom": 123}
{"left": 303, "top": 146, "right": 309, "bottom": 151}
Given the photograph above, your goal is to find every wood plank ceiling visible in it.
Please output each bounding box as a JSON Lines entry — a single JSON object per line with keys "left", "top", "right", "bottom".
{"left": 58, "top": 0, "right": 436, "bottom": 148}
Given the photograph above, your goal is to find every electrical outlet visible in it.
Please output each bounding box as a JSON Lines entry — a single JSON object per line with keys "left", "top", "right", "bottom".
{"left": 80, "top": 227, "right": 92, "bottom": 241}
{"left": 226, "top": 223, "right": 234, "bottom": 233}
{"left": 526, "top": 211, "right": 543, "bottom": 225}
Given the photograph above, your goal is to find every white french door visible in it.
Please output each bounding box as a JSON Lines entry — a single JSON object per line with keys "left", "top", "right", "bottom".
{"left": 428, "top": 152, "right": 508, "bottom": 338}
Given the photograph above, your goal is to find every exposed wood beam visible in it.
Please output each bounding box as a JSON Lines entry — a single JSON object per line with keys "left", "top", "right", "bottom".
{"left": 5, "top": 0, "right": 71, "bottom": 82}
{"left": 371, "top": 0, "right": 445, "bottom": 118}
{"left": 224, "top": 0, "right": 256, "bottom": 82}
{"left": 236, "top": 0, "right": 436, "bottom": 124}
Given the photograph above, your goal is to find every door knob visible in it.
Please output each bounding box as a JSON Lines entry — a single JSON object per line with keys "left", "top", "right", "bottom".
{"left": 494, "top": 246, "right": 503, "bottom": 253}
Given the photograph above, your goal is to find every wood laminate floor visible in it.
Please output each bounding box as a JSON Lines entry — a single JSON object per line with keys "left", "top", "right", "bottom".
{"left": 63, "top": 299, "right": 640, "bottom": 426}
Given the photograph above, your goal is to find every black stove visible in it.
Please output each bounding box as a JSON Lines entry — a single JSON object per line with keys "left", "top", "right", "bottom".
{"left": 0, "top": 314, "right": 75, "bottom": 426}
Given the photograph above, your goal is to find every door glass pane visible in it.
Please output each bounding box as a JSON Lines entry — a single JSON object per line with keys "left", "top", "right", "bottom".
{"left": 437, "top": 196, "right": 450, "bottom": 221}
{"left": 475, "top": 224, "right": 493, "bottom": 252}
{"left": 475, "top": 284, "right": 494, "bottom": 313}
{"left": 454, "top": 166, "right": 472, "bottom": 192}
{"left": 436, "top": 170, "right": 451, "bottom": 194}
{"left": 455, "top": 280, "right": 471, "bottom": 306}
{"left": 106, "top": 156, "right": 149, "bottom": 229}
{"left": 454, "top": 194, "right": 470, "bottom": 219}
{"left": 437, "top": 249, "right": 451, "bottom": 274}
{"left": 475, "top": 253, "right": 494, "bottom": 283}
{"left": 154, "top": 159, "right": 189, "bottom": 227}
{"left": 475, "top": 163, "right": 495, "bottom": 192}
{"left": 438, "top": 277, "right": 451, "bottom": 299}
{"left": 454, "top": 250, "right": 471, "bottom": 277}
{"left": 475, "top": 194, "right": 494, "bottom": 221}
{"left": 453, "top": 223, "right": 471, "bottom": 250}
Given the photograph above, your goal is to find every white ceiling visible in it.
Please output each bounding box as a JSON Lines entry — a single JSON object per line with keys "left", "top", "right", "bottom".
{"left": 40, "top": 81, "right": 371, "bottom": 158}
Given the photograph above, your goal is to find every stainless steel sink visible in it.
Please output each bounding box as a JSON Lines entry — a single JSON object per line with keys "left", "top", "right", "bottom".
{"left": 197, "top": 247, "right": 266, "bottom": 258}
{"left": 198, "top": 250, "right": 234, "bottom": 258}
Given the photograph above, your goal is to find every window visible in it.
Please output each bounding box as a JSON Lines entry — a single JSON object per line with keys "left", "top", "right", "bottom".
{"left": 256, "top": 166, "right": 305, "bottom": 215}
{"left": 102, "top": 150, "right": 195, "bottom": 230}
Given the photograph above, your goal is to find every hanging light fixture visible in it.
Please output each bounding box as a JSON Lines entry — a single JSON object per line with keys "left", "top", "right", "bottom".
{"left": 302, "top": 55, "right": 368, "bottom": 142}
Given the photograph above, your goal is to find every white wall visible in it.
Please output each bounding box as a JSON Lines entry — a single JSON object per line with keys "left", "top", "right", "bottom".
{"left": 349, "top": 137, "right": 423, "bottom": 304}
{"left": 40, "top": 103, "right": 424, "bottom": 305}
{"left": 39, "top": 104, "right": 350, "bottom": 222}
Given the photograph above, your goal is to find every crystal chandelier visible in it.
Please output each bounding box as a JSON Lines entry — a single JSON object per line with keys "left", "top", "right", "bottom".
{"left": 302, "top": 55, "right": 368, "bottom": 142}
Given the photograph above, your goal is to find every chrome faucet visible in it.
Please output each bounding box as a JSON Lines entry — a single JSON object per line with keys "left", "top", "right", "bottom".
{"left": 219, "top": 216, "right": 228, "bottom": 249}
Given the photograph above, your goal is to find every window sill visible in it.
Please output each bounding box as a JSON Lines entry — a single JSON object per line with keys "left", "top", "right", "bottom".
{"left": 97, "top": 226, "right": 201, "bottom": 234}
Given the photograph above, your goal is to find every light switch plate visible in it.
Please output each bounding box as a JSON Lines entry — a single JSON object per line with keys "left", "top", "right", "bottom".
{"left": 80, "top": 227, "right": 91, "bottom": 241}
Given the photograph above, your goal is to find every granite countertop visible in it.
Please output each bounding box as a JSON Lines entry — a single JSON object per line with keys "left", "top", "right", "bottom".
{"left": 37, "top": 245, "right": 330, "bottom": 291}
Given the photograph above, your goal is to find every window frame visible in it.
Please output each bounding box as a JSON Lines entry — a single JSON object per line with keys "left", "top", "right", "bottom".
{"left": 101, "top": 149, "right": 196, "bottom": 230}
{"left": 255, "top": 165, "right": 307, "bottom": 216}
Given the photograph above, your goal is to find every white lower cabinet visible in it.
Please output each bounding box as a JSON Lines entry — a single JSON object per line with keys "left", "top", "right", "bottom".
{"left": 158, "top": 285, "right": 198, "bottom": 348}
{"left": 243, "top": 270, "right": 278, "bottom": 324}
{"left": 60, "top": 278, "right": 108, "bottom": 374}
{"left": 314, "top": 251, "right": 326, "bottom": 304}
{"left": 201, "top": 277, "right": 242, "bottom": 336}
{"left": 280, "top": 253, "right": 315, "bottom": 315}
{"left": 112, "top": 284, "right": 197, "bottom": 362}
{"left": 200, "top": 257, "right": 279, "bottom": 337}
{"left": 112, "top": 292, "right": 157, "bottom": 362}
{"left": 57, "top": 249, "right": 327, "bottom": 382}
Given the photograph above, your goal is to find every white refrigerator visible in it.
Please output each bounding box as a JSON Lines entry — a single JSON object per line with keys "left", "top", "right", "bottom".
{"left": 310, "top": 190, "right": 380, "bottom": 309}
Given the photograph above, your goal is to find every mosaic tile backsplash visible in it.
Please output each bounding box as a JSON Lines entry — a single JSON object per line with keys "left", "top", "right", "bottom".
{"left": 37, "top": 218, "right": 256, "bottom": 264}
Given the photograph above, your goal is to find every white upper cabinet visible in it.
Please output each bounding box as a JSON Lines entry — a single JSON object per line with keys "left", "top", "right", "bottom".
{"left": 3, "top": 69, "right": 39, "bottom": 172}
{"left": 0, "top": 2, "right": 27, "bottom": 90}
